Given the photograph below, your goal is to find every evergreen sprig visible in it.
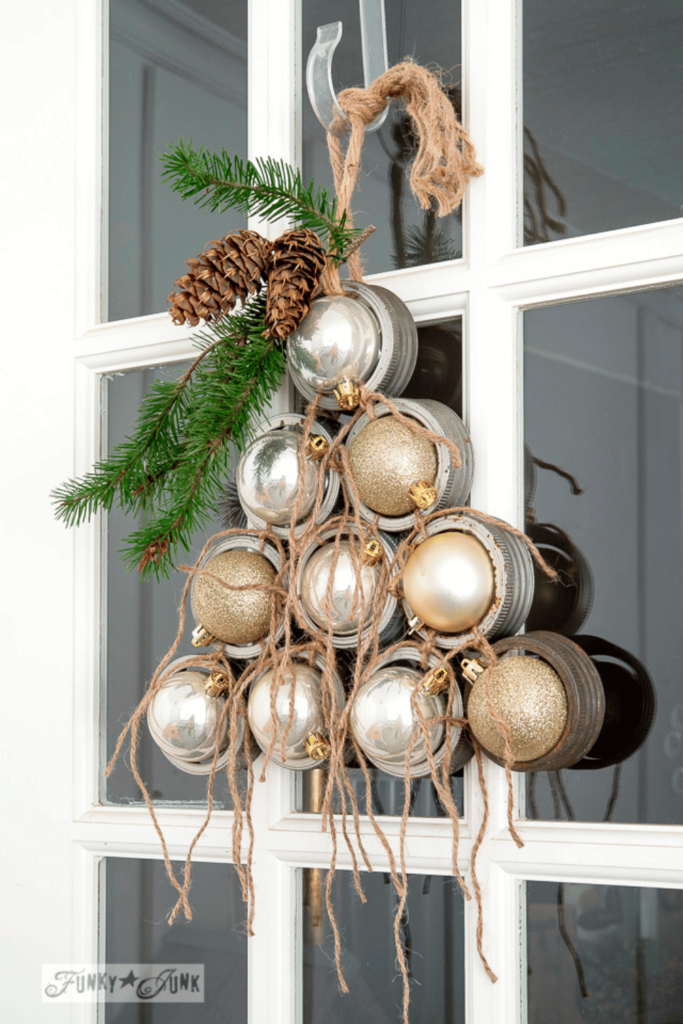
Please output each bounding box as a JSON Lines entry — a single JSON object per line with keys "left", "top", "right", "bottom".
{"left": 53, "top": 295, "right": 286, "bottom": 579}
{"left": 161, "top": 141, "right": 358, "bottom": 258}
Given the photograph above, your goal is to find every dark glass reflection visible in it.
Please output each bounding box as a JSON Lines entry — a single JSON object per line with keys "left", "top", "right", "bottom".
{"left": 105, "top": 858, "right": 247, "bottom": 1023}
{"left": 108, "top": 0, "right": 248, "bottom": 321}
{"left": 302, "top": 0, "right": 462, "bottom": 273}
{"left": 304, "top": 869, "right": 464, "bottom": 1024}
{"left": 105, "top": 363, "right": 241, "bottom": 805}
{"left": 528, "top": 881, "right": 683, "bottom": 1024}
{"left": 524, "top": 1, "right": 683, "bottom": 244}
{"left": 523, "top": 288, "right": 683, "bottom": 824}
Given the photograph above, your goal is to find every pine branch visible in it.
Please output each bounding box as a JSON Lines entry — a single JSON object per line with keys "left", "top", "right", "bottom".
{"left": 52, "top": 338, "right": 221, "bottom": 525}
{"left": 122, "top": 297, "right": 286, "bottom": 578}
{"left": 160, "top": 141, "right": 359, "bottom": 259}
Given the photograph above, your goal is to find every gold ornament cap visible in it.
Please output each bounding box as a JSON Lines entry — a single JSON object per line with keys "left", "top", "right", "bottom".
{"left": 409, "top": 480, "right": 438, "bottom": 510}
{"left": 363, "top": 540, "right": 383, "bottom": 566}
{"left": 305, "top": 435, "right": 330, "bottom": 461}
{"left": 192, "top": 624, "right": 217, "bottom": 647}
{"left": 333, "top": 377, "right": 361, "bottom": 411}
{"left": 467, "top": 655, "right": 568, "bottom": 762}
{"left": 421, "top": 666, "right": 449, "bottom": 695}
{"left": 204, "top": 671, "right": 230, "bottom": 698}
{"left": 305, "top": 731, "right": 331, "bottom": 762}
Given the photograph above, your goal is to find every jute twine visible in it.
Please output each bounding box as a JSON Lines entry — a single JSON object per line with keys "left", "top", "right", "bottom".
{"left": 319, "top": 60, "right": 483, "bottom": 293}
{"left": 106, "top": 383, "right": 557, "bottom": 1023}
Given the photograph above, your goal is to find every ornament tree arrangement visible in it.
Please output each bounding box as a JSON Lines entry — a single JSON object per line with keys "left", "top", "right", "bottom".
{"left": 52, "top": 61, "right": 654, "bottom": 1024}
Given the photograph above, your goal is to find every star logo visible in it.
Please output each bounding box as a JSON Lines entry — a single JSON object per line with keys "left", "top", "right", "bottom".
{"left": 119, "top": 969, "right": 139, "bottom": 989}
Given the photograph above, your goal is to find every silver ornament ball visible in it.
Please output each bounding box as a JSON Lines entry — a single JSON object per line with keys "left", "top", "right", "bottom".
{"left": 148, "top": 669, "right": 228, "bottom": 763}
{"left": 237, "top": 427, "right": 319, "bottom": 525}
{"left": 248, "top": 662, "right": 328, "bottom": 767}
{"left": 350, "top": 666, "right": 445, "bottom": 768}
{"left": 300, "top": 539, "right": 379, "bottom": 634}
{"left": 287, "top": 294, "right": 381, "bottom": 394}
{"left": 404, "top": 532, "right": 496, "bottom": 634}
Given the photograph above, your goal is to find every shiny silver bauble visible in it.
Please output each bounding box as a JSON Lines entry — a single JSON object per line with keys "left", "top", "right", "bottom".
{"left": 237, "top": 427, "right": 319, "bottom": 526}
{"left": 247, "top": 662, "right": 330, "bottom": 769}
{"left": 350, "top": 666, "right": 445, "bottom": 771}
{"left": 300, "top": 539, "right": 378, "bottom": 634}
{"left": 287, "top": 294, "right": 380, "bottom": 395}
{"left": 147, "top": 663, "right": 236, "bottom": 774}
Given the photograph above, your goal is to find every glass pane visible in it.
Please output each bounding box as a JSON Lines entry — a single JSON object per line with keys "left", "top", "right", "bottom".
{"left": 104, "top": 858, "right": 247, "bottom": 1023}
{"left": 523, "top": 286, "right": 683, "bottom": 824}
{"left": 304, "top": 869, "right": 464, "bottom": 1023}
{"left": 299, "top": 316, "right": 465, "bottom": 816}
{"left": 528, "top": 880, "right": 683, "bottom": 1024}
{"left": 302, "top": 0, "right": 462, "bottom": 273}
{"left": 524, "top": 1, "right": 683, "bottom": 245}
{"left": 104, "top": 362, "right": 239, "bottom": 805}
{"left": 108, "top": 0, "right": 248, "bottom": 321}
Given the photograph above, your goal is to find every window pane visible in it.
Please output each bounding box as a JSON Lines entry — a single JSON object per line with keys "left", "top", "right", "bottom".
{"left": 304, "top": 869, "right": 464, "bottom": 1023}
{"left": 528, "top": 880, "right": 683, "bottom": 1024}
{"left": 302, "top": 0, "right": 462, "bottom": 273}
{"left": 523, "top": 1, "right": 683, "bottom": 245}
{"left": 104, "top": 858, "right": 247, "bottom": 1023}
{"left": 104, "top": 362, "right": 238, "bottom": 805}
{"left": 523, "top": 287, "right": 683, "bottom": 824}
{"left": 108, "top": 0, "right": 248, "bottom": 321}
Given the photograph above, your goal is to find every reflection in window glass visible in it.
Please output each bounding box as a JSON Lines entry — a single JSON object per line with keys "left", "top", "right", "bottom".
{"left": 523, "top": 287, "right": 683, "bottom": 824}
{"left": 528, "top": 880, "right": 683, "bottom": 1024}
{"left": 108, "top": 0, "right": 248, "bottom": 321}
{"left": 304, "top": 869, "right": 464, "bottom": 1024}
{"left": 104, "top": 858, "right": 247, "bottom": 1023}
{"left": 302, "top": 0, "right": 462, "bottom": 273}
{"left": 104, "top": 362, "right": 239, "bottom": 806}
{"left": 524, "top": 0, "right": 683, "bottom": 244}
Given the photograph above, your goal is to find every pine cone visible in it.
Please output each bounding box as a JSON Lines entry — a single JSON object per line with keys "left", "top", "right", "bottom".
{"left": 168, "top": 229, "right": 272, "bottom": 327}
{"left": 265, "top": 229, "right": 327, "bottom": 340}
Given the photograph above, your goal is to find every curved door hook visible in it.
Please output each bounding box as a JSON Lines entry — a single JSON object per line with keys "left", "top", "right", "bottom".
{"left": 306, "top": 0, "right": 389, "bottom": 136}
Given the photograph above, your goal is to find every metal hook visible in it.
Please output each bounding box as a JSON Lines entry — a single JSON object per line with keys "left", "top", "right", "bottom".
{"left": 306, "top": 0, "right": 390, "bottom": 136}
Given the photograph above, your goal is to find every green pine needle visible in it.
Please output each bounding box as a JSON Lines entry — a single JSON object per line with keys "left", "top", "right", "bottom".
{"left": 160, "top": 140, "right": 359, "bottom": 259}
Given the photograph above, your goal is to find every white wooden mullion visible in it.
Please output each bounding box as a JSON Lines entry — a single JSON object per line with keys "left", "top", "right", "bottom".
{"left": 247, "top": 3, "right": 301, "bottom": 1022}
{"left": 464, "top": 0, "right": 525, "bottom": 1021}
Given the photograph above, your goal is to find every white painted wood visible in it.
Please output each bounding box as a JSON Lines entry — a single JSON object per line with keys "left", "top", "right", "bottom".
{"left": 7, "top": 0, "right": 683, "bottom": 1022}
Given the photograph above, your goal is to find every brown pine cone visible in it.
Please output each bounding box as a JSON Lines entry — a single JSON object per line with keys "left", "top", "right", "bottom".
{"left": 265, "top": 228, "right": 327, "bottom": 340}
{"left": 168, "top": 229, "right": 272, "bottom": 327}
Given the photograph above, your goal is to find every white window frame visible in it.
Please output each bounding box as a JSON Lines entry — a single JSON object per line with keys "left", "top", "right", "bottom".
{"left": 70, "top": 2, "right": 683, "bottom": 1022}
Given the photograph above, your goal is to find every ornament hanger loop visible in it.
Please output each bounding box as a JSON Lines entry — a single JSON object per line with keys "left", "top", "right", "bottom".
{"left": 306, "top": 0, "right": 389, "bottom": 135}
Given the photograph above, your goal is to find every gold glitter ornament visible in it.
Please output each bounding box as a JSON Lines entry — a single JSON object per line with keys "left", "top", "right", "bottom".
{"left": 403, "top": 532, "right": 495, "bottom": 633}
{"left": 467, "top": 656, "right": 568, "bottom": 762}
{"left": 192, "top": 550, "right": 275, "bottom": 645}
{"left": 348, "top": 415, "right": 437, "bottom": 516}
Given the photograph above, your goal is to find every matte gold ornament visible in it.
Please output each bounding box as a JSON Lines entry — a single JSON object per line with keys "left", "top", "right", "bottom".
{"left": 403, "top": 532, "right": 495, "bottom": 633}
{"left": 348, "top": 415, "right": 437, "bottom": 516}
{"left": 467, "top": 656, "right": 568, "bottom": 762}
{"left": 192, "top": 550, "right": 275, "bottom": 645}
